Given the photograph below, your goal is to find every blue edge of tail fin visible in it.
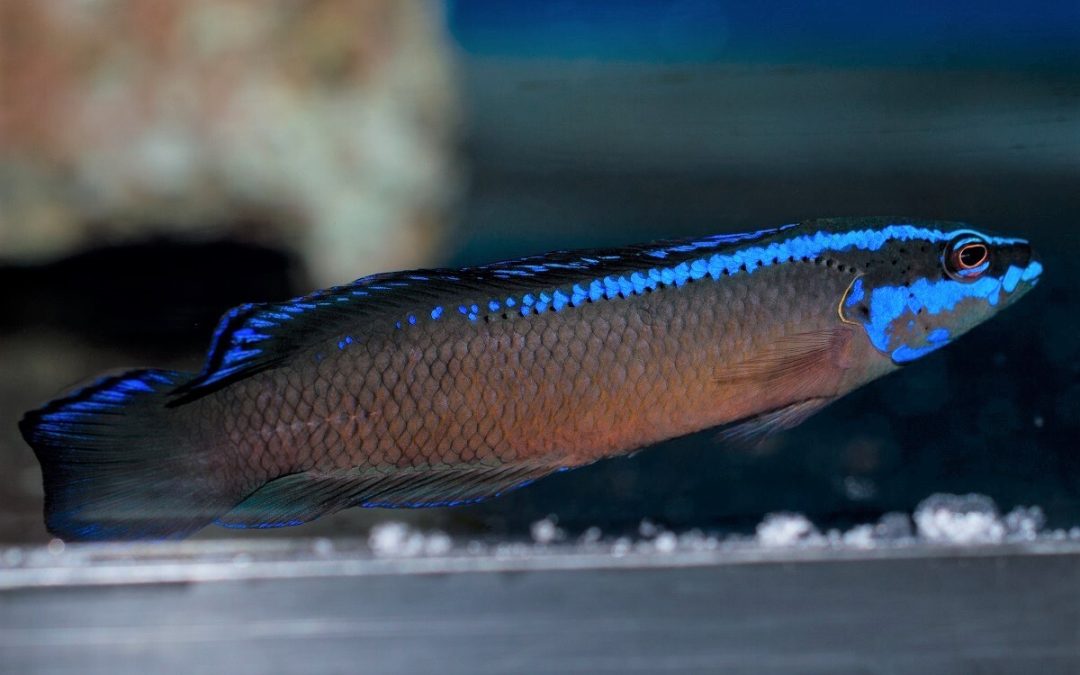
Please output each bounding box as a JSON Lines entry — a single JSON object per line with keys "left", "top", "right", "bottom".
{"left": 18, "top": 369, "right": 231, "bottom": 541}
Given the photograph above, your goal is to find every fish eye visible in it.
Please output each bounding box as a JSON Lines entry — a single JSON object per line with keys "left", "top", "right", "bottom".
{"left": 944, "top": 234, "right": 990, "bottom": 281}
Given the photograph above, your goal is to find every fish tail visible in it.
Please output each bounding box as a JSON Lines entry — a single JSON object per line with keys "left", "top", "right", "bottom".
{"left": 19, "top": 369, "right": 236, "bottom": 541}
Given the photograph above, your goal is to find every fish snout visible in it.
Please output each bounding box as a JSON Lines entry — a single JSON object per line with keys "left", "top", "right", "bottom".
{"left": 998, "top": 240, "right": 1042, "bottom": 294}
{"left": 1016, "top": 241, "right": 1042, "bottom": 283}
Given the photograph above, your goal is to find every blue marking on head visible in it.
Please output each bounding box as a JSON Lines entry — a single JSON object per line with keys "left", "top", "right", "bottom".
{"left": 848, "top": 257, "right": 1040, "bottom": 365}
{"left": 408, "top": 314, "right": 417, "bottom": 325}
{"left": 927, "top": 328, "right": 950, "bottom": 343}
{"left": 845, "top": 278, "right": 865, "bottom": 307}
{"left": 1002, "top": 265, "right": 1023, "bottom": 293}
{"left": 431, "top": 306, "right": 443, "bottom": 320}
{"left": 862, "top": 276, "right": 1001, "bottom": 353}
{"left": 488, "top": 300, "right": 501, "bottom": 312}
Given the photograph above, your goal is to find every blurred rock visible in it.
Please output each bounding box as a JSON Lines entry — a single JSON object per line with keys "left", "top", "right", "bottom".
{"left": 0, "top": 0, "right": 460, "bottom": 286}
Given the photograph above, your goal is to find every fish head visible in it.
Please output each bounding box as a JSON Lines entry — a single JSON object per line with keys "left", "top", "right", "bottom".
{"left": 837, "top": 223, "right": 1041, "bottom": 365}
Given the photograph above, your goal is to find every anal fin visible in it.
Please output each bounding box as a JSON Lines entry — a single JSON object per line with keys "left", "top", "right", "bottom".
{"left": 217, "top": 463, "right": 558, "bottom": 529}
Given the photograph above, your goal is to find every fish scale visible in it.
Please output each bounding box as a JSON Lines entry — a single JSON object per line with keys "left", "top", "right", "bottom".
{"left": 20, "top": 217, "right": 1042, "bottom": 539}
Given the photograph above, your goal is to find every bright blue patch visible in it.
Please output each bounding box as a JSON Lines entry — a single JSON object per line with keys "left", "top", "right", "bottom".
{"left": 859, "top": 273, "right": 1006, "bottom": 363}
{"left": 488, "top": 300, "right": 501, "bottom": 312}
{"left": 603, "top": 276, "right": 620, "bottom": 299}
{"left": 534, "top": 292, "right": 551, "bottom": 313}
{"left": 589, "top": 280, "right": 604, "bottom": 301}
{"left": 845, "top": 278, "right": 865, "bottom": 306}
{"left": 552, "top": 289, "right": 569, "bottom": 311}
{"left": 927, "top": 328, "right": 950, "bottom": 343}
{"left": 1002, "top": 265, "right": 1024, "bottom": 293}
{"left": 672, "top": 263, "right": 690, "bottom": 286}
{"left": 431, "top": 306, "right": 443, "bottom": 320}
{"left": 866, "top": 287, "right": 910, "bottom": 350}
{"left": 571, "top": 284, "right": 588, "bottom": 306}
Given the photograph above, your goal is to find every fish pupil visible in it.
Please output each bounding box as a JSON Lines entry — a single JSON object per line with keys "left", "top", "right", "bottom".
{"left": 958, "top": 244, "right": 988, "bottom": 269}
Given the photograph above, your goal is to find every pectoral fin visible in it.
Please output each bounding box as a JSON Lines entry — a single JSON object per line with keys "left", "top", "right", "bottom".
{"left": 718, "top": 397, "right": 834, "bottom": 443}
{"left": 720, "top": 327, "right": 855, "bottom": 401}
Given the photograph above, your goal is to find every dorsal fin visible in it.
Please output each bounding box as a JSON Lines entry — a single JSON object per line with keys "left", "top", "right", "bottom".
{"left": 172, "top": 225, "right": 797, "bottom": 402}
{"left": 168, "top": 272, "right": 449, "bottom": 402}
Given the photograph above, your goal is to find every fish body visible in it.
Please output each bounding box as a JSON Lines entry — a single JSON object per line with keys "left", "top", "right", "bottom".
{"left": 20, "top": 218, "right": 1042, "bottom": 540}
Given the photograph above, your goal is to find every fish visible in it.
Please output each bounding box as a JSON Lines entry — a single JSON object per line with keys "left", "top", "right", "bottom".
{"left": 19, "top": 217, "right": 1042, "bottom": 541}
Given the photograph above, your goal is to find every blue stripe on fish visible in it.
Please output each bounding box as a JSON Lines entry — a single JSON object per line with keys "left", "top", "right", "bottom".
{"left": 180, "top": 221, "right": 1029, "bottom": 399}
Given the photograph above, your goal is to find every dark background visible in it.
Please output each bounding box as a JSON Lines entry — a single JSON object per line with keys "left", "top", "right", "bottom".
{"left": 1, "top": 0, "right": 1077, "bottom": 542}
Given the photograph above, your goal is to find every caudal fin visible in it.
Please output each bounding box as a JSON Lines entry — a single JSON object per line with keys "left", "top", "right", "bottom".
{"left": 19, "top": 370, "right": 237, "bottom": 541}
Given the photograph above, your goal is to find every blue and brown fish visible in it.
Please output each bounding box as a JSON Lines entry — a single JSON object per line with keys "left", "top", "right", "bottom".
{"left": 20, "top": 218, "right": 1042, "bottom": 540}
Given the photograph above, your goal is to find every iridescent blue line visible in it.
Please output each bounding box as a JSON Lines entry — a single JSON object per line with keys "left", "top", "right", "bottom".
{"left": 199, "top": 224, "right": 1030, "bottom": 384}
{"left": 421, "top": 224, "right": 1019, "bottom": 325}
